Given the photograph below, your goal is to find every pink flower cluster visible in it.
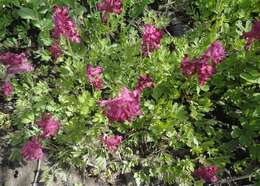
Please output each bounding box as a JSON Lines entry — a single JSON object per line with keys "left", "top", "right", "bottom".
{"left": 100, "top": 88, "right": 142, "bottom": 122}
{"left": 86, "top": 64, "right": 104, "bottom": 90}
{"left": 96, "top": 0, "right": 122, "bottom": 23}
{"left": 49, "top": 41, "right": 62, "bottom": 59}
{"left": 101, "top": 134, "right": 122, "bottom": 151}
{"left": 21, "top": 113, "right": 60, "bottom": 161}
{"left": 194, "top": 165, "right": 218, "bottom": 183}
{"left": 181, "top": 40, "right": 226, "bottom": 85}
{"left": 21, "top": 137, "right": 44, "bottom": 161}
{"left": 52, "top": 6, "right": 80, "bottom": 43}
{"left": 203, "top": 40, "right": 226, "bottom": 65}
{"left": 242, "top": 20, "right": 260, "bottom": 50}
{"left": 99, "top": 75, "right": 154, "bottom": 123}
{"left": 49, "top": 6, "right": 80, "bottom": 59}
{"left": 37, "top": 113, "right": 60, "bottom": 138}
{"left": 1, "top": 82, "right": 12, "bottom": 96}
{"left": 87, "top": 70, "right": 153, "bottom": 152}
{"left": 197, "top": 59, "right": 217, "bottom": 86}
{"left": 0, "top": 52, "right": 33, "bottom": 97}
{"left": 135, "top": 74, "right": 154, "bottom": 92}
{"left": 142, "top": 24, "right": 164, "bottom": 56}
{"left": 180, "top": 55, "right": 197, "bottom": 77}
{"left": 0, "top": 52, "right": 33, "bottom": 74}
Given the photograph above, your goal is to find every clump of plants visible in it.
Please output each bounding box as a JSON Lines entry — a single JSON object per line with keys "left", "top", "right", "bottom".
{"left": 0, "top": 0, "right": 259, "bottom": 185}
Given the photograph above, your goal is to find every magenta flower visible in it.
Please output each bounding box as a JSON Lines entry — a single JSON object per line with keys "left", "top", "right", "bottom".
{"left": 86, "top": 64, "right": 103, "bottom": 77}
{"left": 96, "top": 0, "right": 122, "bottom": 23}
{"left": 197, "top": 59, "right": 216, "bottom": 86}
{"left": 0, "top": 52, "right": 27, "bottom": 65}
{"left": 7, "top": 62, "right": 34, "bottom": 74}
{"left": 181, "top": 55, "right": 197, "bottom": 76}
{"left": 101, "top": 134, "right": 123, "bottom": 151}
{"left": 181, "top": 40, "right": 226, "bottom": 85}
{"left": 52, "top": 6, "right": 80, "bottom": 43}
{"left": 135, "top": 74, "right": 154, "bottom": 92}
{"left": 86, "top": 64, "right": 104, "bottom": 90}
{"left": 92, "top": 76, "right": 104, "bottom": 90}
{"left": 96, "top": 0, "right": 122, "bottom": 14}
{"left": 242, "top": 20, "right": 260, "bottom": 50}
{"left": 1, "top": 82, "right": 13, "bottom": 97}
{"left": 21, "top": 138, "right": 43, "bottom": 161}
{"left": 142, "top": 24, "right": 163, "bottom": 56}
{"left": 203, "top": 41, "right": 226, "bottom": 64}
{"left": 49, "top": 41, "right": 62, "bottom": 59}
{"left": 181, "top": 56, "right": 216, "bottom": 86}
{"left": 37, "top": 113, "right": 60, "bottom": 138}
{"left": 99, "top": 88, "right": 143, "bottom": 122}
{"left": 194, "top": 165, "right": 218, "bottom": 183}
{"left": 0, "top": 52, "right": 33, "bottom": 74}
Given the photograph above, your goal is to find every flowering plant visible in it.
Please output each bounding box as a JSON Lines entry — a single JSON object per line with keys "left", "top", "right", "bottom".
{"left": 0, "top": 0, "right": 259, "bottom": 185}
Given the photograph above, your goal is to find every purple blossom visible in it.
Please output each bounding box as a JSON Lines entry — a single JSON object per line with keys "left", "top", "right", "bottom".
{"left": 181, "top": 54, "right": 197, "bottom": 76}
{"left": 21, "top": 138, "right": 43, "bottom": 161}
{"left": 1, "top": 82, "right": 12, "bottom": 96}
{"left": 0, "top": 52, "right": 33, "bottom": 74}
{"left": 99, "top": 88, "right": 143, "bottom": 122}
{"left": 52, "top": 6, "right": 80, "bottom": 43}
{"left": 86, "top": 64, "right": 104, "bottom": 90}
{"left": 0, "top": 52, "right": 27, "bottom": 65}
{"left": 194, "top": 165, "right": 218, "bottom": 183}
{"left": 7, "top": 62, "right": 34, "bottom": 74}
{"left": 142, "top": 24, "right": 164, "bottom": 56}
{"left": 37, "top": 113, "right": 60, "bottom": 138}
{"left": 197, "top": 59, "right": 216, "bottom": 86}
{"left": 101, "top": 134, "right": 122, "bottom": 151}
{"left": 181, "top": 40, "right": 226, "bottom": 86}
{"left": 96, "top": 0, "right": 122, "bottom": 23}
{"left": 92, "top": 77, "right": 104, "bottom": 90}
{"left": 49, "top": 41, "right": 63, "bottom": 59}
{"left": 135, "top": 74, "right": 154, "bottom": 92}
{"left": 242, "top": 20, "right": 260, "bottom": 50}
{"left": 86, "top": 64, "right": 103, "bottom": 77}
{"left": 203, "top": 41, "right": 226, "bottom": 64}
{"left": 99, "top": 75, "right": 154, "bottom": 122}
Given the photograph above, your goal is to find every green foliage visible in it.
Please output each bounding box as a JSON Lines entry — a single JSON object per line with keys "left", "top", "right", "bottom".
{"left": 0, "top": 0, "right": 259, "bottom": 185}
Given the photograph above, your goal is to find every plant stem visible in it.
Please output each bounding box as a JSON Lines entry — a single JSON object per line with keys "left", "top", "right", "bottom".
{"left": 67, "top": 39, "right": 75, "bottom": 62}
{"left": 32, "top": 159, "right": 41, "bottom": 186}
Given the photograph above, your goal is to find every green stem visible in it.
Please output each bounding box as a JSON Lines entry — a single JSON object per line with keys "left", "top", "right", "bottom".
{"left": 67, "top": 39, "right": 74, "bottom": 62}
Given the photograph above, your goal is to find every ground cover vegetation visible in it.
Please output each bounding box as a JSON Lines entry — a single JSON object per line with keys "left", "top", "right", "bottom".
{"left": 0, "top": 0, "right": 259, "bottom": 185}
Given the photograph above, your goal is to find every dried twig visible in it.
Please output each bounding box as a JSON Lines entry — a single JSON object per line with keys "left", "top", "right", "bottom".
{"left": 32, "top": 159, "right": 41, "bottom": 186}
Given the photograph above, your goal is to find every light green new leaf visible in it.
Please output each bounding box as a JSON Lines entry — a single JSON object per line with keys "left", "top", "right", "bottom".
{"left": 240, "top": 70, "right": 260, "bottom": 84}
{"left": 17, "top": 7, "right": 38, "bottom": 20}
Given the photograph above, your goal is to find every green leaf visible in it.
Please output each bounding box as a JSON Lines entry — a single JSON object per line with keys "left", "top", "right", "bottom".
{"left": 33, "top": 18, "right": 53, "bottom": 30}
{"left": 239, "top": 134, "right": 252, "bottom": 146}
{"left": 17, "top": 7, "right": 38, "bottom": 20}
{"left": 96, "top": 157, "right": 107, "bottom": 171}
{"left": 152, "top": 86, "right": 163, "bottom": 100}
{"left": 130, "top": 0, "right": 151, "bottom": 18}
{"left": 240, "top": 70, "right": 260, "bottom": 84}
{"left": 249, "top": 144, "right": 260, "bottom": 160}
{"left": 21, "top": 112, "right": 35, "bottom": 124}
{"left": 172, "top": 104, "right": 188, "bottom": 121}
